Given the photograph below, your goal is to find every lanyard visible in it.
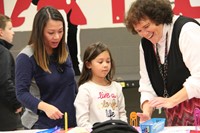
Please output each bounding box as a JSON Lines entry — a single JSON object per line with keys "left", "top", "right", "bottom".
{"left": 156, "top": 32, "right": 169, "bottom": 98}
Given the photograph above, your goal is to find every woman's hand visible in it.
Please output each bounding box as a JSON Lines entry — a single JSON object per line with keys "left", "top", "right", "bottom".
{"left": 38, "top": 101, "right": 63, "bottom": 120}
{"left": 149, "top": 97, "right": 175, "bottom": 109}
{"left": 149, "top": 87, "right": 189, "bottom": 109}
{"left": 44, "top": 104, "right": 63, "bottom": 120}
{"left": 138, "top": 100, "right": 153, "bottom": 123}
{"left": 137, "top": 112, "right": 151, "bottom": 123}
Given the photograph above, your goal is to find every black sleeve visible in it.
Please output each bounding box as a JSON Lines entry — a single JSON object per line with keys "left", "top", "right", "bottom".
{"left": 0, "top": 48, "right": 21, "bottom": 111}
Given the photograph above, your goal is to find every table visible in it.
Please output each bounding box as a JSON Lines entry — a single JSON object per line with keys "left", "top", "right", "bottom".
{"left": 0, "top": 126, "right": 199, "bottom": 133}
{"left": 160, "top": 126, "right": 197, "bottom": 133}
{"left": 136, "top": 126, "right": 198, "bottom": 133}
{"left": 0, "top": 127, "right": 89, "bottom": 133}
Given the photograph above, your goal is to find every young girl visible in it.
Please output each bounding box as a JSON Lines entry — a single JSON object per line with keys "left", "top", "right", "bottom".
{"left": 74, "top": 42, "right": 127, "bottom": 129}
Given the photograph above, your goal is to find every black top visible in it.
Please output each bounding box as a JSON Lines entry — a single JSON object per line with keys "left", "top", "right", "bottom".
{"left": 0, "top": 39, "right": 22, "bottom": 131}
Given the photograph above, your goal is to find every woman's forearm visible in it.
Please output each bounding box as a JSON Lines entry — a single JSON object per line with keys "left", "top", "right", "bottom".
{"left": 169, "top": 87, "right": 188, "bottom": 107}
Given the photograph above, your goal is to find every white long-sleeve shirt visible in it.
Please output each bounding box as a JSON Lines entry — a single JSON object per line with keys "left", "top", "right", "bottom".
{"left": 139, "top": 15, "right": 200, "bottom": 105}
{"left": 74, "top": 81, "right": 127, "bottom": 129}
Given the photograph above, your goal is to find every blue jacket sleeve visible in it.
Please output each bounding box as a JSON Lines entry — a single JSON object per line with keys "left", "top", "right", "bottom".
{"left": 15, "top": 53, "right": 40, "bottom": 114}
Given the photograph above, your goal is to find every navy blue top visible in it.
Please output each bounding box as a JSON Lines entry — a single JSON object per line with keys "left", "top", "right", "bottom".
{"left": 15, "top": 45, "right": 77, "bottom": 129}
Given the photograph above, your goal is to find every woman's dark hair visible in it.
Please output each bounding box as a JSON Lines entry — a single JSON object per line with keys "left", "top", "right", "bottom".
{"left": 124, "top": 0, "right": 173, "bottom": 34}
{"left": 78, "top": 42, "right": 115, "bottom": 87}
{"left": 29, "top": 6, "right": 68, "bottom": 73}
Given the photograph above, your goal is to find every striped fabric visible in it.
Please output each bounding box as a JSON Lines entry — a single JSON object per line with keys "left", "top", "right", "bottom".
{"left": 165, "top": 98, "right": 200, "bottom": 126}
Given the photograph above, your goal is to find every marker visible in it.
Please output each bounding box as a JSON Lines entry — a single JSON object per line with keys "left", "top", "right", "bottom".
{"left": 65, "top": 112, "right": 68, "bottom": 133}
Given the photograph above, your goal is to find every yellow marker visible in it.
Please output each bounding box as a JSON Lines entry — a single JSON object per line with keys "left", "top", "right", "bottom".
{"left": 65, "top": 112, "right": 68, "bottom": 133}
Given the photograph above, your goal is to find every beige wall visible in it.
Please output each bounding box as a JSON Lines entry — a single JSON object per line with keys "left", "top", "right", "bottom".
{"left": 11, "top": 24, "right": 167, "bottom": 123}
{"left": 11, "top": 27, "right": 141, "bottom": 81}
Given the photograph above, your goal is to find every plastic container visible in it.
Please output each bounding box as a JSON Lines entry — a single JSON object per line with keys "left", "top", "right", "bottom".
{"left": 140, "top": 118, "right": 166, "bottom": 133}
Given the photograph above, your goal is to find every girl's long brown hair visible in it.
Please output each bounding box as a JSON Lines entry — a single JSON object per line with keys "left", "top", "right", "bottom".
{"left": 78, "top": 42, "right": 115, "bottom": 87}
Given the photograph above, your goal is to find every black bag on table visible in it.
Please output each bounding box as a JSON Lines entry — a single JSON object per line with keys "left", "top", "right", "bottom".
{"left": 91, "top": 119, "right": 139, "bottom": 133}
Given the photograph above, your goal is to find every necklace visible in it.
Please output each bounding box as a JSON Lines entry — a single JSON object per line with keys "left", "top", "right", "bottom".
{"left": 156, "top": 32, "right": 169, "bottom": 97}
